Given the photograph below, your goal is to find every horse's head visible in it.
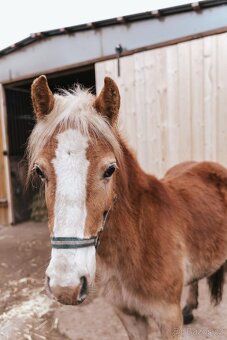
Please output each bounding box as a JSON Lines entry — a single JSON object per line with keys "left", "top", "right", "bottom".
{"left": 28, "top": 75, "right": 121, "bottom": 305}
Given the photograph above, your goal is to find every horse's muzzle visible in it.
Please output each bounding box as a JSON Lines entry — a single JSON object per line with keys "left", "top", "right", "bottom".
{"left": 45, "top": 275, "right": 88, "bottom": 305}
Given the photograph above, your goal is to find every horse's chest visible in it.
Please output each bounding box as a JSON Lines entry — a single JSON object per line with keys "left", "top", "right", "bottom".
{"left": 97, "top": 264, "right": 153, "bottom": 316}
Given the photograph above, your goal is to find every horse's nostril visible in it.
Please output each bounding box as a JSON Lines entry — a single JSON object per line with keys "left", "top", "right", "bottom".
{"left": 78, "top": 276, "right": 88, "bottom": 303}
{"left": 80, "top": 276, "right": 88, "bottom": 296}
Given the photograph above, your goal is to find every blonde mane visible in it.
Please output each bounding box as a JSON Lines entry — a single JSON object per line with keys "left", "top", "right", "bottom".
{"left": 27, "top": 87, "right": 122, "bottom": 177}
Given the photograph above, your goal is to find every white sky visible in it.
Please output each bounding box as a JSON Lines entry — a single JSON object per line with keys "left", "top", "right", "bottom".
{"left": 1, "top": 0, "right": 198, "bottom": 50}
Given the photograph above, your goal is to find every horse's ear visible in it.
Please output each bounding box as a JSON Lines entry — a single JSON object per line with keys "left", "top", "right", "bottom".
{"left": 31, "top": 75, "right": 54, "bottom": 121}
{"left": 94, "top": 77, "right": 120, "bottom": 126}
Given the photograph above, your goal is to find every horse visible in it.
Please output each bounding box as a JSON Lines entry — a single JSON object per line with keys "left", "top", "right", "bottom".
{"left": 27, "top": 75, "right": 227, "bottom": 340}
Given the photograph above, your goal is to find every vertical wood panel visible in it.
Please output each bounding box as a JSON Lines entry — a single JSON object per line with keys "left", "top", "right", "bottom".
{"left": 203, "top": 36, "right": 217, "bottom": 161}
{"left": 144, "top": 49, "right": 160, "bottom": 175}
{"left": 190, "top": 38, "right": 204, "bottom": 161}
{"left": 95, "top": 63, "right": 106, "bottom": 93}
{"left": 0, "top": 107, "right": 8, "bottom": 224}
{"left": 166, "top": 45, "right": 180, "bottom": 169}
{"left": 155, "top": 48, "right": 168, "bottom": 176}
{"left": 134, "top": 52, "right": 147, "bottom": 170}
{"left": 120, "top": 56, "right": 137, "bottom": 152}
{"left": 216, "top": 33, "right": 227, "bottom": 166}
{"left": 178, "top": 42, "right": 192, "bottom": 162}
{"left": 0, "top": 85, "right": 12, "bottom": 225}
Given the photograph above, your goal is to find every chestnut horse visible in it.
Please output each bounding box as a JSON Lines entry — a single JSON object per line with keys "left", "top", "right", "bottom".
{"left": 28, "top": 75, "right": 227, "bottom": 340}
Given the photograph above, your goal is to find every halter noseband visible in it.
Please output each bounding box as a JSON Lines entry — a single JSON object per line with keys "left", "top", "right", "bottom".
{"left": 51, "top": 196, "right": 116, "bottom": 250}
{"left": 51, "top": 236, "right": 97, "bottom": 249}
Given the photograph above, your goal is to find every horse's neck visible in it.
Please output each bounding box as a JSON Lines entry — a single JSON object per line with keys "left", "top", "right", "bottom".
{"left": 116, "top": 137, "right": 163, "bottom": 216}
{"left": 98, "top": 138, "right": 165, "bottom": 266}
{"left": 117, "top": 139, "right": 149, "bottom": 206}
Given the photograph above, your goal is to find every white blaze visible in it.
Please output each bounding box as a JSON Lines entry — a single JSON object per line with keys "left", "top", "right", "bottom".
{"left": 46, "top": 129, "right": 96, "bottom": 288}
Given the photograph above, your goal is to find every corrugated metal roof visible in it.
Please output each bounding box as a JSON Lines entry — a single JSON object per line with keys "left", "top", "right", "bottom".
{"left": 0, "top": 0, "right": 226, "bottom": 58}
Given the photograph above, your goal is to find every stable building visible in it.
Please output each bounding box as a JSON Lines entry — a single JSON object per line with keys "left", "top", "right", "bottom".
{"left": 0, "top": 0, "right": 227, "bottom": 224}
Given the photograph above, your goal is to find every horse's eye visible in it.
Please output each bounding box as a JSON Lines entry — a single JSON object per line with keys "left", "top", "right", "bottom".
{"left": 103, "top": 165, "right": 116, "bottom": 179}
{"left": 35, "top": 166, "right": 46, "bottom": 181}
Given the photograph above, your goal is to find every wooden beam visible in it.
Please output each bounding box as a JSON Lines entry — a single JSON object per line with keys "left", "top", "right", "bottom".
{"left": 0, "top": 99, "right": 8, "bottom": 224}
{"left": 0, "top": 84, "right": 14, "bottom": 224}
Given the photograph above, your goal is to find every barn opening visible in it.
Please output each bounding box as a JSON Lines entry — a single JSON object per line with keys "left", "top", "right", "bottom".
{"left": 4, "top": 65, "right": 96, "bottom": 224}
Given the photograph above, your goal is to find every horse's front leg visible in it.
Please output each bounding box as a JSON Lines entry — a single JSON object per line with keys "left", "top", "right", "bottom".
{"left": 156, "top": 303, "right": 183, "bottom": 340}
{"left": 115, "top": 307, "right": 149, "bottom": 340}
{"left": 182, "top": 281, "right": 198, "bottom": 324}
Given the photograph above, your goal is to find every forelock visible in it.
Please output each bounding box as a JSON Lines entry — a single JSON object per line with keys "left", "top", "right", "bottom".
{"left": 27, "top": 86, "right": 122, "bottom": 179}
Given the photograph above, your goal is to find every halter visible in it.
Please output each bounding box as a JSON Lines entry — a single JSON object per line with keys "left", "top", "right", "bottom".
{"left": 51, "top": 196, "right": 116, "bottom": 250}
{"left": 51, "top": 236, "right": 97, "bottom": 249}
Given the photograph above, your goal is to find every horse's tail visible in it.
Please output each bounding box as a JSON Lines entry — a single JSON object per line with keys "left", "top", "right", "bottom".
{"left": 207, "top": 265, "right": 225, "bottom": 305}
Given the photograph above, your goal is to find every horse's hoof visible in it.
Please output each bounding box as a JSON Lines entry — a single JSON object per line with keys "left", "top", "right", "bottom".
{"left": 182, "top": 306, "right": 194, "bottom": 325}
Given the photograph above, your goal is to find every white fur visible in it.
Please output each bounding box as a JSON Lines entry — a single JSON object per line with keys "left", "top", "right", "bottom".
{"left": 46, "top": 129, "right": 96, "bottom": 288}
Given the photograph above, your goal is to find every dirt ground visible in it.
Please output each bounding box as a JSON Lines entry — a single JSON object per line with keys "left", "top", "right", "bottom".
{"left": 0, "top": 222, "right": 226, "bottom": 340}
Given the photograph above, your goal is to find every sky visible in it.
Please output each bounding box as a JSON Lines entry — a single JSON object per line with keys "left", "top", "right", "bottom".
{"left": 1, "top": 0, "right": 197, "bottom": 50}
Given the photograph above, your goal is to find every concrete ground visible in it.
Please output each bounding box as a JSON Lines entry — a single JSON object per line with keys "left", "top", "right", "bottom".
{"left": 0, "top": 222, "right": 226, "bottom": 340}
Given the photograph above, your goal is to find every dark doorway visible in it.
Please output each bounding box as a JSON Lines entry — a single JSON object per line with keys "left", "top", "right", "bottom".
{"left": 4, "top": 66, "right": 96, "bottom": 223}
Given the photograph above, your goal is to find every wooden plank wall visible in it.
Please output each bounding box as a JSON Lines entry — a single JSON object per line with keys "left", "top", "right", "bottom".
{"left": 0, "top": 84, "right": 13, "bottom": 225}
{"left": 95, "top": 32, "right": 227, "bottom": 177}
{"left": 0, "top": 104, "right": 8, "bottom": 224}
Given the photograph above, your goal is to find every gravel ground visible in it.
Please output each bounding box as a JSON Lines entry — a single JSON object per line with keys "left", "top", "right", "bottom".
{"left": 0, "top": 222, "right": 226, "bottom": 339}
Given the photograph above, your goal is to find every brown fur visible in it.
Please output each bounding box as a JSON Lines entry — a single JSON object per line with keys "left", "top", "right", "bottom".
{"left": 96, "top": 151, "right": 227, "bottom": 339}
{"left": 31, "top": 75, "right": 54, "bottom": 120}
{"left": 38, "top": 136, "right": 57, "bottom": 234}
{"left": 29, "top": 76, "right": 227, "bottom": 339}
{"left": 94, "top": 77, "right": 120, "bottom": 126}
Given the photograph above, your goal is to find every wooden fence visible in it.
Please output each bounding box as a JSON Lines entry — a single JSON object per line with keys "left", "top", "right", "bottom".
{"left": 95, "top": 32, "right": 227, "bottom": 177}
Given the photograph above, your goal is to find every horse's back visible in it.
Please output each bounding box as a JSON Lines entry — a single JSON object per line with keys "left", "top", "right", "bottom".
{"left": 163, "top": 161, "right": 227, "bottom": 283}
{"left": 164, "top": 160, "right": 227, "bottom": 223}
{"left": 164, "top": 161, "right": 197, "bottom": 180}
{"left": 164, "top": 160, "right": 227, "bottom": 186}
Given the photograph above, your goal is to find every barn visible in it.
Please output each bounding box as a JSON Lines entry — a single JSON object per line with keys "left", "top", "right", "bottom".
{"left": 0, "top": 0, "right": 227, "bottom": 225}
